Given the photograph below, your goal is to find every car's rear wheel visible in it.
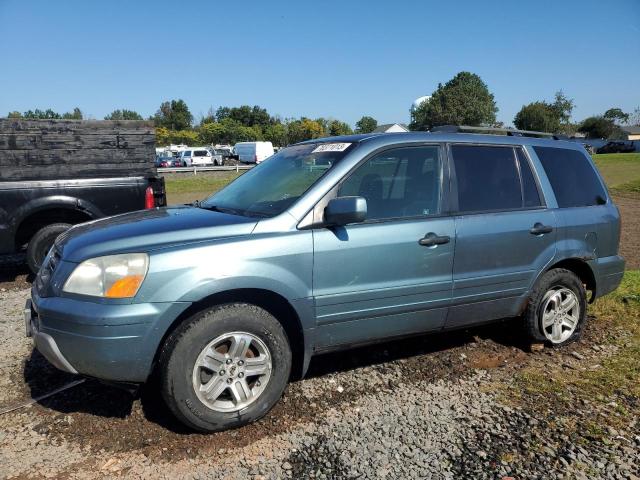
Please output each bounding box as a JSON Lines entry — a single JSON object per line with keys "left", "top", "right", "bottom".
{"left": 523, "top": 268, "right": 587, "bottom": 346}
{"left": 160, "top": 303, "right": 291, "bottom": 432}
{"left": 26, "top": 223, "right": 71, "bottom": 273}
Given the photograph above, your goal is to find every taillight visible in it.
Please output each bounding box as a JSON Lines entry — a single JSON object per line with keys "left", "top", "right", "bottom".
{"left": 144, "top": 186, "right": 155, "bottom": 209}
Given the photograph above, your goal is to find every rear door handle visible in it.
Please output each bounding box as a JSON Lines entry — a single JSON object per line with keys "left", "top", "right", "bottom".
{"left": 419, "top": 232, "right": 450, "bottom": 247}
{"left": 530, "top": 223, "right": 553, "bottom": 235}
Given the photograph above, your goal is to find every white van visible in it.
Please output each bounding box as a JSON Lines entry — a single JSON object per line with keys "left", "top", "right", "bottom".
{"left": 234, "top": 141, "right": 274, "bottom": 164}
{"left": 180, "top": 148, "right": 214, "bottom": 166}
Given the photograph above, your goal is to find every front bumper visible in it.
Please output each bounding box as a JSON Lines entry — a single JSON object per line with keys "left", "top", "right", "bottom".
{"left": 27, "top": 291, "right": 191, "bottom": 383}
{"left": 25, "top": 299, "right": 78, "bottom": 374}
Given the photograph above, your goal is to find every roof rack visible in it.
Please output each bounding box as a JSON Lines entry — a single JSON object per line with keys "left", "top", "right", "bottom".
{"left": 430, "top": 125, "right": 568, "bottom": 140}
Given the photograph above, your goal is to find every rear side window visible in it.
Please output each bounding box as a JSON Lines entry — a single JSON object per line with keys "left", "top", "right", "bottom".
{"left": 533, "top": 146, "right": 607, "bottom": 207}
{"left": 451, "top": 145, "right": 522, "bottom": 212}
{"left": 516, "top": 149, "right": 543, "bottom": 208}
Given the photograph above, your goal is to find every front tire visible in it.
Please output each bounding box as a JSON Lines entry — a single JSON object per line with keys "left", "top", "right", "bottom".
{"left": 26, "top": 223, "right": 71, "bottom": 273}
{"left": 523, "top": 268, "right": 587, "bottom": 346}
{"left": 160, "top": 303, "right": 291, "bottom": 432}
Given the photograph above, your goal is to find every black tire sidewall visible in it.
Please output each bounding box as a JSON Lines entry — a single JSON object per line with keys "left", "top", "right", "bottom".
{"left": 525, "top": 268, "right": 587, "bottom": 346}
{"left": 161, "top": 303, "right": 292, "bottom": 432}
{"left": 26, "top": 223, "right": 71, "bottom": 273}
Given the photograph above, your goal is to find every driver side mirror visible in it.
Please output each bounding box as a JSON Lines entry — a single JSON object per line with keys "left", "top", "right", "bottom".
{"left": 324, "top": 196, "right": 367, "bottom": 226}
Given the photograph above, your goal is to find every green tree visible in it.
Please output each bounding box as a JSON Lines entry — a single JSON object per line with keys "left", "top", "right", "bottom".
{"left": 153, "top": 99, "right": 193, "bottom": 130}
{"left": 355, "top": 116, "right": 378, "bottom": 133}
{"left": 215, "top": 105, "right": 272, "bottom": 128}
{"left": 513, "top": 91, "right": 575, "bottom": 133}
{"left": 263, "top": 122, "right": 288, "bottom": 147}
{"left": 550, "top": 91, "right": 574, "bottom": 125}
{"left": 513, "top": 102, "right": 561, "bottom": 133}
{"left": 603, "top": 108, "right": 629, "bottom": 125}
{"left": 578, "top": 116, "right": 624, "bottom": 139}
{"left": 62, "top": 107, "right": 83, "bottom": 120}
{"left": 198, "top": 122, "right": 227, "bottom": 145}
{"left": 156, "top": 127, "right": 171, "bottom": 146}
{"left": 105, "top": 109, "right": 143, "bottom": 120}
{"left": 23, "top": 108, "right": 61, "bottom": 119}
{"left": 409, "top": 72, "right": 497, "bottom": 130}
{"left": 328, "top": 119, "right": 353, "bottom": 136}
{"left": 169, "top": 129, "right": 199, "bottom": 145}
{"left": 286, "top": 118, "right": 325, "bottom": 144}
{"left": 7, "top": 111, "right": 22, "bottom": 118}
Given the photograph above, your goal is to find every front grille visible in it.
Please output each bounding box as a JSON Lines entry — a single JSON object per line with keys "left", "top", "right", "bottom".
{"left": 35, "top": 247, "right": 60, "bottom": 296}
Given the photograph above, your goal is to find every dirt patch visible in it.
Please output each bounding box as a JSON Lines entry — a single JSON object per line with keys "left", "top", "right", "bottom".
{"left": 614, "top": 194, "right": 640, "bottom": 269}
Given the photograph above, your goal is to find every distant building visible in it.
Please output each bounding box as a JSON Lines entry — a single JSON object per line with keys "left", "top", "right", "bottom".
{"left": 622, "top": 126, "right": 640, "bottom": 141}
{"left": 373, "top": 123, "right": 410, "bottom": 133}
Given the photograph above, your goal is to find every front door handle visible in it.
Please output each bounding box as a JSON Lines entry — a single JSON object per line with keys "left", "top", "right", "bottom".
{"left": 419, "top": 232, "right": 450, "bottom": 247}
{"left": 530, "top": 223, "right": 553, "bottom": 235}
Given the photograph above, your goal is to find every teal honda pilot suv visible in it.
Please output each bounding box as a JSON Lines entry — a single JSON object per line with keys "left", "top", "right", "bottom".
{"left": 26, "top": 127, "right": 625, "bottom": 432}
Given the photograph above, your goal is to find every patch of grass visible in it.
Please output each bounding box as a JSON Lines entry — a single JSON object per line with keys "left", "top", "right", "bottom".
{"left": 610, "top": 178, "right": 640, "bottom": 197}
{"left": 592, "top": 152, "right": 640, "bottom": 189}
{"left": 162, "top": 171, "right": 243, "bottom": 205}
{"left": 508, "top": 271, "right": 640, "bottom": 425}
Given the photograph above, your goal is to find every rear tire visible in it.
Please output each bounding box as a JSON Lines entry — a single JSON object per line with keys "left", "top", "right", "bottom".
{"left": 523, "top": 268, "right": 587, "bottom": 346}
{"left": 160, "top": 303, "right": 291, "bottom": 432}
{"left": 26, "top": 223, "right": 71, "bottom": 273}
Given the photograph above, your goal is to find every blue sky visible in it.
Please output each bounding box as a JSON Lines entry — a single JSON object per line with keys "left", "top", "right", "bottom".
{"left": 1, "top": 0, "right": 638, "bottom": 127}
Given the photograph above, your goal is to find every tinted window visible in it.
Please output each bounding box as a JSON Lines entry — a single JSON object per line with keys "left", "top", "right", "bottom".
{"left": 533, "top": 147, "right": 607, "bottom": 207}
{"left": 516, "top": 148, "right": 543, "bottom": 208}
{"left": 452, "top": 145, "right": 521, "bottom": 212}
{"left": 183, "top": 151, "right": 191, "bottom": 157}
{"left": 194, "top": 150, "right": 208, "bottom": 157}
{"left": 338, "top": 146, "right": 440, "bottom": 221}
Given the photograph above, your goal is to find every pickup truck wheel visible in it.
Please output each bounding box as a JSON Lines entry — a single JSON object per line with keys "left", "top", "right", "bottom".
{"left": 160, "top": 303, "right": 291, "bottom": 432}
{"left": 523, "top": 268, "right": 587, "bottom": 346}
{"left": 26, "top": 223, "right": 71, "bottom": 273}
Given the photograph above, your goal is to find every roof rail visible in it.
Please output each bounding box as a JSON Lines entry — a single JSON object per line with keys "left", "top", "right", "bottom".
{"left": 430, "top": 125, "right": 567, "bottom": 140}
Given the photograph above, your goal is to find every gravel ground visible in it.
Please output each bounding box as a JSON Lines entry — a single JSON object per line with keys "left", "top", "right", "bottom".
{"left": 0, "top": 285, "right": 638, "bottom": 479}
{"left": 0, "top": 195, "right": 638, "bottom": 479}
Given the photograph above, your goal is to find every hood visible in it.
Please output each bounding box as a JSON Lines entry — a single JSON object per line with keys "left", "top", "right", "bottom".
{"left": 56, "top": 206, "right": 258, "bottom": 263}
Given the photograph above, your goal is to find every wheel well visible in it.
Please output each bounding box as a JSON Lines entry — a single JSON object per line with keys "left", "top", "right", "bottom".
{"left": 547, "top": 258, "right": 597, "bottom": 302}
{"left": 15, "top": 208, "right": 92, "bottom": 250}
{"left": 153, "top": 289, "right": 306, "bottom": 381}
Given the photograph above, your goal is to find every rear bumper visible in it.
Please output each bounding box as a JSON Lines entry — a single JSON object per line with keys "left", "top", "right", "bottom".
{"left": 28, "top": 291, "right": 191, "bottom": 383}
{"left": 594, "top": 255, "right": 625, "bottom": 299}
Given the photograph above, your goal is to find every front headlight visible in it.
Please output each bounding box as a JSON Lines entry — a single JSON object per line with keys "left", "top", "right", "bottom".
{"left": 63, "top": 253, "right": 149, "bottom": 298}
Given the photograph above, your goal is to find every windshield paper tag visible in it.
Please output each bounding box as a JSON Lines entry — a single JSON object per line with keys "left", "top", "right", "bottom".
{"left": 312, "top": 143, "right": 351, "bottom": 153}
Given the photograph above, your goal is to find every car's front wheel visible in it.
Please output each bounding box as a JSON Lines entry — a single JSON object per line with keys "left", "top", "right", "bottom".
{"left": 160, "top": 303, "right": 291, "bottom": 432}
{"left": 523, "top": 268, "right": 587, "bottom": 346}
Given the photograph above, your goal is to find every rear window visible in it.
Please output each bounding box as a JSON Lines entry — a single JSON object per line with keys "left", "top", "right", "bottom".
{"left": 194, "top": 150, "right": 208, "bottom": 157}
{"left": 533, "top": 146, "right": 607, "bottom": 208}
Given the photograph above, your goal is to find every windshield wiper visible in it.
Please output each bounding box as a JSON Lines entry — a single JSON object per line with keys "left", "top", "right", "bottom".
{"left": 197, "top": 203, "right": 245, "bottom": 216}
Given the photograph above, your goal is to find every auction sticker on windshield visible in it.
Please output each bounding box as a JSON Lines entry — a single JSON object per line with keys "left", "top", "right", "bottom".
{"left": 312, "top": 143, "right": 351, "bottom": 153}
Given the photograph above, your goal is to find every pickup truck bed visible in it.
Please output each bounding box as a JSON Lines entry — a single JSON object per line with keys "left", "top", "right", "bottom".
{"left": 0, "top": 119, "right": 166, "bottom": 272}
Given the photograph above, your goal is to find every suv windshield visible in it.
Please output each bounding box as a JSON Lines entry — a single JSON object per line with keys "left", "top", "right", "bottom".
{"left": 202, "top": 143, "right": 353, "bottom": 217}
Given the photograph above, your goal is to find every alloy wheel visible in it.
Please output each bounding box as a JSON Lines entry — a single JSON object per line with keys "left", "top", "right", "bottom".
{"left": 192, "top": 331, "right": 272, "bottom": 412}
{"left": 540, "top": 287, "right": 580, "bottom": 343}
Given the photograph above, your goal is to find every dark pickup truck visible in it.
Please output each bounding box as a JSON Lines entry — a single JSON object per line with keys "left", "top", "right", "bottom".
{"left": 0, "top": 119, "right": 166, "bottom": 273}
